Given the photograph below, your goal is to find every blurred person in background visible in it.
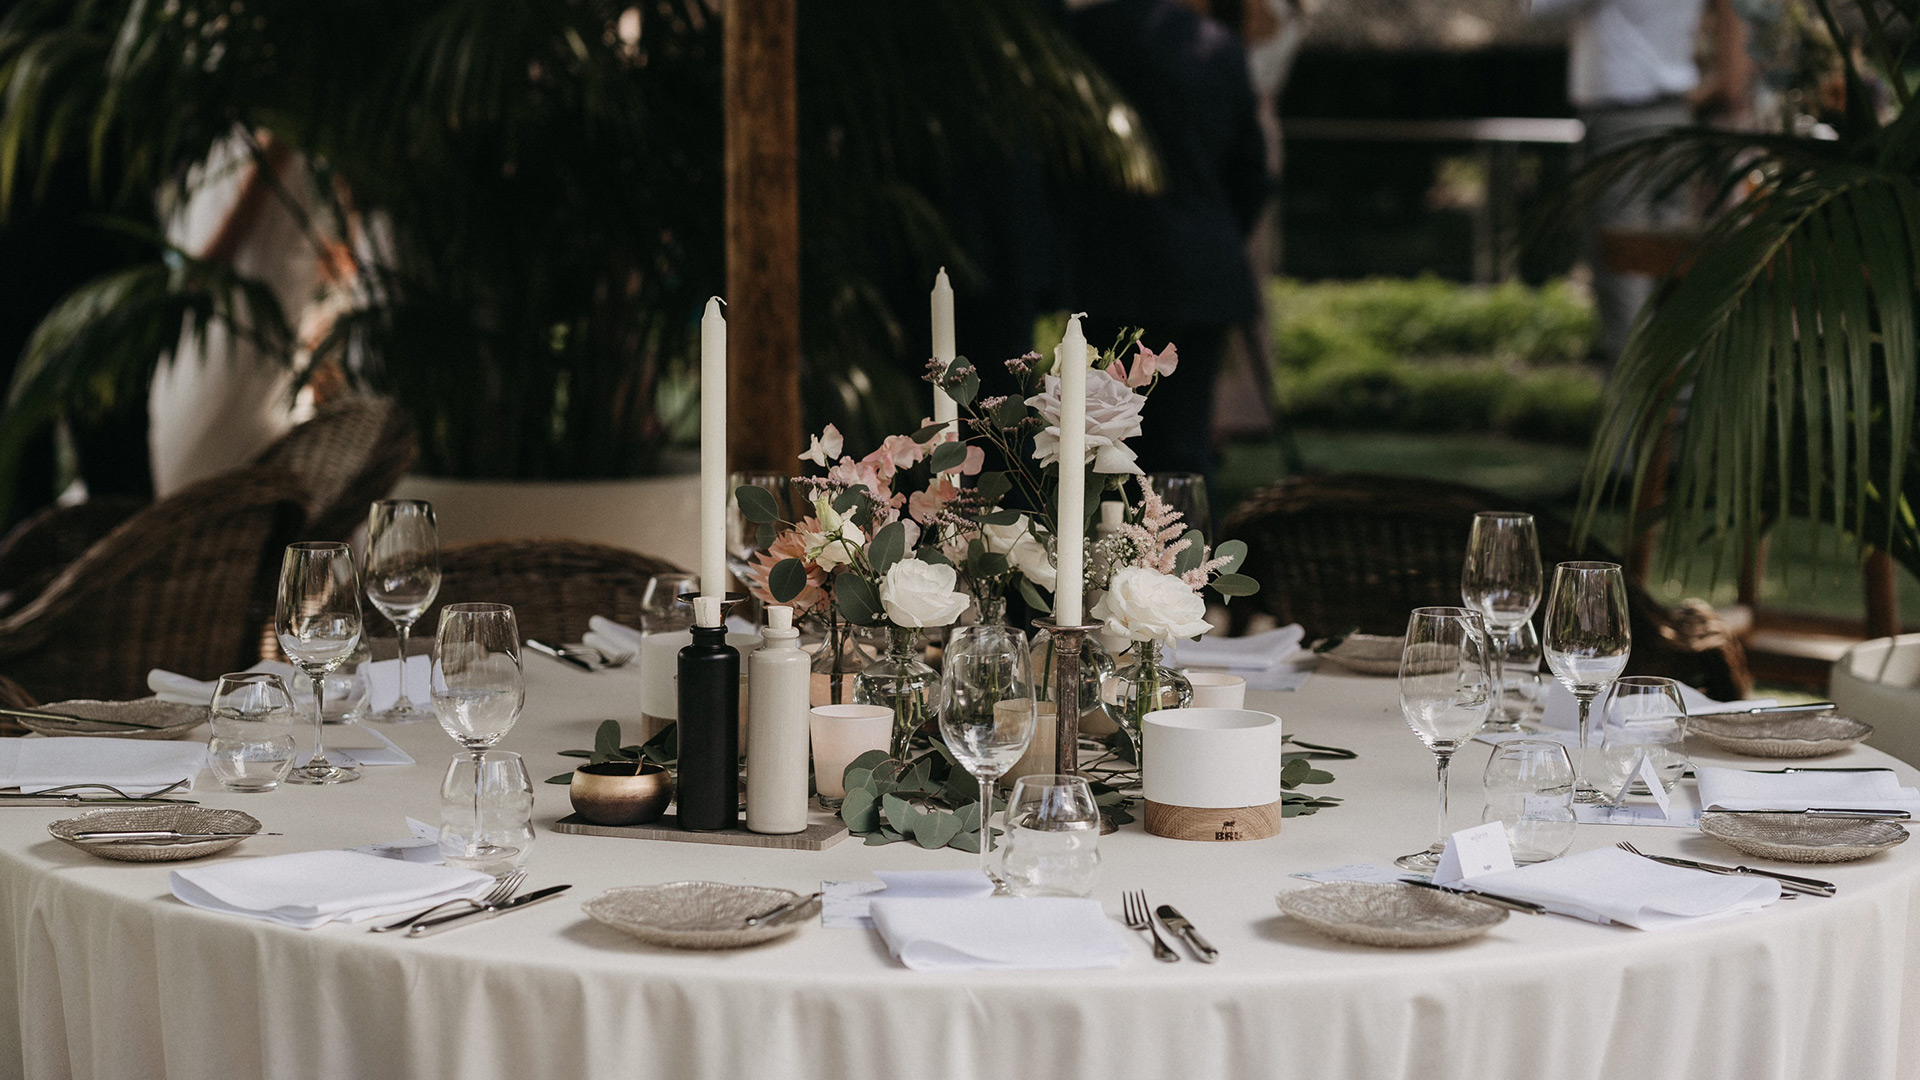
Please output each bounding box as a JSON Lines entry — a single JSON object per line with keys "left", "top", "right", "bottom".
{"left": 1531, "top": 0, "right": 1709, "bottom": 369}
{"left": 1057, "top": 0, "right": 1269, "bottom": 480}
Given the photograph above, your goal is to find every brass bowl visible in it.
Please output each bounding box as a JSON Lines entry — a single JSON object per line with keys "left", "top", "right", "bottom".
{"left": 569, "top": 761, "right": 673, "bottom": 826}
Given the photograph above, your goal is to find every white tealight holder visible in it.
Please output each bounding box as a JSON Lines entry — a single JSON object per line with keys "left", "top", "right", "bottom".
{"left": 1183, "top": 671, "right": 1247, "bottom": 710}
{"left": 1142, "top": 708, "right": 1284, "bottom": 842}
{"left": 808, "top": 704, "right": 892, "bottom": 801}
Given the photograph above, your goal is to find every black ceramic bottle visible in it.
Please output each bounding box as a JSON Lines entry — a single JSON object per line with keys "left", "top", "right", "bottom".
{"left": 676, "top": 624, "right": 740, "bottom": 831}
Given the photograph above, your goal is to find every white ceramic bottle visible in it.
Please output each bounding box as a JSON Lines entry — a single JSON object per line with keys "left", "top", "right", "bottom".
{"left": 746, "top": 605, "right": 810, "bottom": 834}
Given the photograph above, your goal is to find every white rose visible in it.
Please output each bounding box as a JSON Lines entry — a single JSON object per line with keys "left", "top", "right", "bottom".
{"left": 880, "top": 559, "right": 970, "bottom": 628}
{"left": 980, "top": 514, "right": 1056, "bottom": 590}
{"left": 1090, "top": 566, "right": 1211, "bottom": 645}
{"left": 1026, "top": 368, "right": 1146, "bottom": 475}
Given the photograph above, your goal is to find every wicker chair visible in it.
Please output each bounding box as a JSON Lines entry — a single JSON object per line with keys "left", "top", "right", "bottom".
{"left": 0, "top": 468, "right": 307, "bottom": 703}
{"left": 400, "top": 539, "right": 682, "bottom": 646}
{"left": 0, "top": 496, "right": 150, "bottom": 619}
{"left": 1219, "top": 473, "right": 1753, "bottom": 700}
{"left": 255, "top": 395, "right": 417, "bottom": 543}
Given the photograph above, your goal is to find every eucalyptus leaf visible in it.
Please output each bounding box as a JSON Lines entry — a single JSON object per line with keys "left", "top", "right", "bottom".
{"left": 917, "top": 548, "right": 953, "bottom": 567}
{"left": 557, "top": 749, "right": 593, "bottom": 759}
{"left": 1211, "top": 573, "right": 1260, "bottom": 597}
{"left": 734, "top": 484, "right": 780, "bottom": 524}
{"left": 991, "top": 395, "right": 1029, "bottom": 429}
{"left": 1018, "top": 576, "right": 1052, "bottom": 614}
{"left": 769, "top": 558, "right": 809, "bottom": 603}
{"left": 1213, "top": 538, "right": 1248, "bottom": 575}
{"left": 864, "top": 832, "right": 897, "bottom": 846}
{"left": 545, "top": 773, "right": 574, "bottom": 785}
{"left": 928, "top": 439, "right": 969, "bottom": 474}
{"left": 977, "top": 470, "right": 1014, "bottom": 504}
{"left": 881, "top": 792, "right": 917, "bottom": 833}
{"left": 594, "top": 719, "right": 623, "bottom": 758}
{"left": 847, "top": 749, "right": 891, "bottom": 774}
{"left": 757, "top": 521, "right": 778, "bottom": 549}
{"left": 975, "top": 508, "right": 1022, "bottom": 526}
{"left": 968, "top": 550, "right": 1010, "bottom": 579}
{"left": 841, "top": 787, "right": 880, "bottom": 833}
{"left": 1172, "top": 528, "right": 1205, "bottom": 575}
{"left": 912, "top": 422, "right": 949, "bottom": 443}
{"left": 869, "top": 521, "right": 907, "bottom": 575}
{"left": 915, "top": 812, "right": 963, "bottom": 849}
{"left": 835, "top": 573, "right": 883, "bottom": 625}
{"left": 948, "top": 358, "right": 980, "bottom": 406}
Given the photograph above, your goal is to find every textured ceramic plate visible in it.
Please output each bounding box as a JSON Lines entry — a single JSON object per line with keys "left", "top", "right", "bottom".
{"left": 48, "top": 806, "right": 261, "bottom": 862}
{"left": 1699, "top": 811, "right": 1909, "bottom": 863}
{"left": 1317, "top": 634, "right": 1404, "bottom": 676}
{"left": 1688, "top": 714, "right": 1873, "bottom": 758}
{"left": 583, "top": 882, "right": 819, "bottom": 950}
{"left": 1274, "top": 882, "right": 1506, "bottom": 947}
{"left": 22, "top": 699, "right": 207, "bottom": 741}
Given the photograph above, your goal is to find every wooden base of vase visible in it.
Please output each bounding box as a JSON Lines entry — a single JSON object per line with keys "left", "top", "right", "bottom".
{"left": 1143, "top": 800, "right": 1281, "bottom": 842}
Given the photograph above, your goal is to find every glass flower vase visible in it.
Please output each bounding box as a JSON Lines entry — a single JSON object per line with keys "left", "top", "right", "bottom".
{"left": 856, "top": 624, "right": 938, "bottom": 760}
{"left": 809, "top": 607, "right": 875, "bottom": 708}
{"left": 1101, "top": 640, "right": 1191, "bottom": 775}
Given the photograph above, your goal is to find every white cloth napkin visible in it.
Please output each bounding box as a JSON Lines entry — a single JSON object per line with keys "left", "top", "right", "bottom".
{"left": 1462, "top": 847, "right": 1778, "bottom": 930}
{"left": 1172, "top": 625, "right": 1305, "bottom": 672}
{"left": 1537, "top": 681, "right": 1776, "bottom": 731}
{"left": 148, "top": 661, "right": 300, "bottom": 706}
{"left": 868, "top": 896, "right": 1132, "bottom": 971}
{"left": 0, "top": 737, "right": 206, "bottom": 793}
{"left": 1695, "top": 766, "right": 1920, "bottom": 813}
{"left": 361, "top": 655, "right": 430, "bottom": 714}
{"left": 170, "top": 850, "right": 494, "bottom": 929}
{"left": 583, "top": 616, "right": 644, "bottom": 664}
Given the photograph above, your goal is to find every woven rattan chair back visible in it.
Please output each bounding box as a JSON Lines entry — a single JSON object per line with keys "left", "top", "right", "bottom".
{"left": 0, "top": 468, "right": 307, "bottom": 702}
{"left": 1220, "top": 473, "right": 1751, "bottom": 699}
{"left": 255, "top": 396, "right": 416, "bottom": 543}
{"left": 405, "top": 539, "right": 682, "bottom": 647}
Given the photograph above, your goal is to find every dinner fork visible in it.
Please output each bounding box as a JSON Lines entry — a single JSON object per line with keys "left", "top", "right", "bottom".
{"left": 1615, "top": 841, "right": 1835, "bottom": 896}
{"left": 4, "top": 779, "right": 193, "bottom": 800}
{"left": 370, "top": 869, "right": 525, "bottom": 933}
{"left": 1122, "top": 890, "right": 1179, "bottom": 962}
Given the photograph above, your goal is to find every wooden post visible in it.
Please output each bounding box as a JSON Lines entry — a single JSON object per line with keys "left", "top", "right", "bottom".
{"left": 1865, "top": 548, "right": 1900, "bottom": 639}
{"left": 723, "top": 0, "right": 802, "bottom": 474}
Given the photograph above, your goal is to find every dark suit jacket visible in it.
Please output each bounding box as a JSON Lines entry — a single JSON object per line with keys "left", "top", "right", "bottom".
{"left": 1060, "top": 0, "right": 1268, "bottom": 331}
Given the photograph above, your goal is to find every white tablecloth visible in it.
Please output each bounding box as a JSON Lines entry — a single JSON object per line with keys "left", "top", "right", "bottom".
{"left": 3, "top": 661, "right": 1918, "bottom": 1080}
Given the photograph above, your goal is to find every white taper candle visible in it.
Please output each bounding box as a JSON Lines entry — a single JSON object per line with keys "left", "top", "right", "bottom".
{"left": 1054, "top": 313, "right": 1088, "bottom": 625}
{"left": 932, "top": 267, "right": 958, "bottom": 426}
{"left": 699, "top": 297, "right": 727, "bottom": 623}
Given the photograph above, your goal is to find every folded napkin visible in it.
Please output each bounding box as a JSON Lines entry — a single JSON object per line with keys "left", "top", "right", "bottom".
{"left": 1463, "top": 847, "right": 1778, "bottom": 930}
{"left": 170, "top": 850, "right": 494, "bottom": 929}
{"left": 361, "top": 655, "right": 430, "bottom": 714}
{"left": 868, "top": 896, "right": 1132, "bottom": 971}
{"left": 1538, "top": 681, "right": 1776, "bottom": 731}
{"left": 1695, "top": 766, "right": 1920, "bottom": 813}
{"left": 149, "top": 661, "right": 300, "bottom": 706}
{"left": 1172, "top": 625, "right": 1305, "bottom": 672}
{"left": 0, "top": 737, "right": 206, "bottom": 793}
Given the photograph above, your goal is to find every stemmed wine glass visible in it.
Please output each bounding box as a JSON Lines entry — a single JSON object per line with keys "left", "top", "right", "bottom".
{"left": 432, "top": 603, "right": 527, "bottom": 865}
{"left": 1147, "top": 472, "right": 1212, "bottom": 548}
{"left": 364, "top": 499, "right": 440, "bottom": 722}
{"left": 1542, "top": 561, "right": 1632, "bottom": 803}
{"left": 1395, "top": 606, "right": 1494, "bottom": 872}
{"left": 939, "top": 624, "right": 1037, "bottom": 888}
{"left": 275, "top": 542, "right": 364, "bottom": 785}
{"left": 1460, "top": 511, "right": 1542, "bottom": 733}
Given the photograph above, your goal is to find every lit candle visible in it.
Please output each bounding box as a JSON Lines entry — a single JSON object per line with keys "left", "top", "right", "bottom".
{"left": 931, "top": 268, "right": 958, "bottom": 427}
{"left": 1054, "top": 313, "right": 1088, "bottom": 625}
{"left": 699, "top": 297, "right": 727, "bottom": 623}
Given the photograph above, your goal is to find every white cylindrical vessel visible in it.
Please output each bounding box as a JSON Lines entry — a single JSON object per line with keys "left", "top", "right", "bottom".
{"left": 1142, "top": 708, "right": 1284, "bottom": 841}
{"left": 747, "top": 607, "right": 811, "bottom": 834}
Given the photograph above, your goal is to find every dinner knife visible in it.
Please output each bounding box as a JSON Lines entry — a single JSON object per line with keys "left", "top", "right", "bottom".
{"left": 1628, "top": 852, "right": 1837, "bottom": 896}
{"left": 1400, "top": 878, "right": 1548, "bottom": 915}
{"left": 1154, "top": 904, "right": 1218, "bottom": 963}
{"left": 1700, "top": 807, "right": 1910, "bottom": 820}
{"left": 0, "top": 794, "right": 197, "bottom": 807}
{"left": 406, "top": 884, "right": 571, "bottom": 937}
{"left": 0, "top": 706, "right": 168, "bottom": 730}
{"left": 1704, "top": 702, "right": 1837, "bottom": 717}
{"left": 526, "top": 639, "right": 596, "bottom": 672}
{"left": 71, "top": 829, "right": 277, "bottom": 841}
{"left": 743, "top": 891, "right": 823, "bottom": 927}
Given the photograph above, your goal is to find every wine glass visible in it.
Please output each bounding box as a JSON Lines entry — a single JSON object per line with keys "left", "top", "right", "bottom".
{"left": 1147, "top": 472, "right": 1212, "bottom": 547}
{"left": 275, "top": 542, "right": 364, "bottom": 785}
{"left": 1480, "top": 738, "right": 1576, "bottom": 863}
{"left": 364, "top": 499, "right": 440, "bottom": 723}
{"left": 641, "top": 572, "right": 701, "bottom": 633}
{"left": 433, "top": 603, "right": 526, "bottom": 863}
{"left": 1600, "top": 675, "right": 1688, "bottom": 803}
{"left": 1542, "top": 561, "right": 1632, "bottom": 803}
{"left": 1395, "top": 606, "right": 1493, "bottom": 872}
{"left": 1461, "top": 511, "right": 1543, "bottom": 733}
{"left": 939, "top": 624, "right": 1037, "bottom": 887}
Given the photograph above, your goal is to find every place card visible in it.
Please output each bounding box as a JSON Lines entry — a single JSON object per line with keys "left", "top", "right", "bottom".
{"left": 1433, "top": 821, "right": 1515, "bottom": 886}
{"left": 1637, "top": 752, "right": 1672, "bottom": 819}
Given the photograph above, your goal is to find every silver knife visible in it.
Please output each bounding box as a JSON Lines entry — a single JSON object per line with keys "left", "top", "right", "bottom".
{"left": 0, "top": 795, "right": 197, "bottom": 807}
{"left": 1701, "top": 807, "right": 1910, "bottom": 819}
{"left": 71, "top": 830, "right": 278, "bottom": 841}
{"left": 526, "top": 639, "right": 596, "bottom": 672}
{"left": 743, "top": 890, "right": 823, "bottom": 927}
{"left": 1706, "top": 701, "right": 1837, "bottom": 717}
{"left": 1401, "top": 878, "right": 1548, "bottom": 914}
{"left": 1154, "top": 904, "right": 1218, "bottom": 962}
{"left": 406, "top": 884, "right": 571, "bottom": 937}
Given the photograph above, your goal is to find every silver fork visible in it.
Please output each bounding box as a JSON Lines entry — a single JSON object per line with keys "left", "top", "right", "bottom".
{"left": 370, "top": 869, "right": 525, "bottom": 933}
{"left": 31, "top": 779, "right": 191, "bottom": 800}
{"left": 1616, "top": 841, "right": 1821, "bottom": 897}
{"left": 1122, "top": 890, "right": 1179, "bottom": 962}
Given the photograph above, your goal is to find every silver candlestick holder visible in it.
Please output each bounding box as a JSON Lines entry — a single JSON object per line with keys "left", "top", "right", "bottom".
{"left": 1032, "top": 621, "right": 1102, "bottom": 775}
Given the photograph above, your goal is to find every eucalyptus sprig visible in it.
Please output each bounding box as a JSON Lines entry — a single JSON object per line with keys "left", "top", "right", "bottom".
{"left": 837, "top": 743, "right": 1000, "bottom": 851}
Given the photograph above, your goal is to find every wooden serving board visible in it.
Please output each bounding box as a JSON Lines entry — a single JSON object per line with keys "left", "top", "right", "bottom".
{"left": 550, "top": 814, "right": 849, "bottom": 850}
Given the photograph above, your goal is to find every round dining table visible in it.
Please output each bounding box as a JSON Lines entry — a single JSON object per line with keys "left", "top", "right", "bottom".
{"left": 1, "top": 657, "right": 1917, "bottom": 1080}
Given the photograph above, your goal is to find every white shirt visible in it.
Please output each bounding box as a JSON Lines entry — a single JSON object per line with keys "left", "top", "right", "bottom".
{"left": 1531, "top": 0, "right": 1705, "bottom": 108}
